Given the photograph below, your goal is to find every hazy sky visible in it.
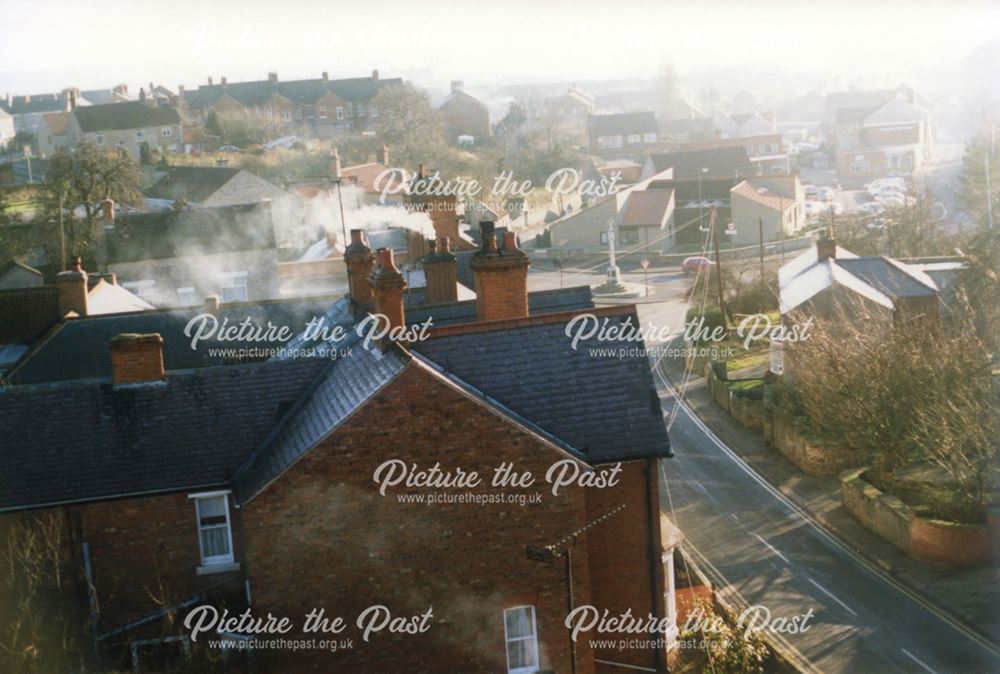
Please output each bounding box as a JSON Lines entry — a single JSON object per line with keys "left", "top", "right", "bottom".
{"left": 1, "top": 0, "right": 998, "bottom": 95}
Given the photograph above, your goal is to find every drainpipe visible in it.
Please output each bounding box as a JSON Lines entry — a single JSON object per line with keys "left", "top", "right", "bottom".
{"left": 646, "top": 458, "right": 667, "bottom": 672}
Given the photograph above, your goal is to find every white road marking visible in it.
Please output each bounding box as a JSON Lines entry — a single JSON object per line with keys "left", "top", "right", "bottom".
{"left": 901, "top": 648, "right": 939, "bottom": 674}
{"left": 730, "top": 513, "right": 739, "bottom": 521}
{"left": 753, "top": 533, "right": 791, "bottom": 564}
{"left": 808, "top": 578, "right": 857, "bottom": 617}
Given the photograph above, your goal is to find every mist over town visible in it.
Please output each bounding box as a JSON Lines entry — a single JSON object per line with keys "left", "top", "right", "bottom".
{"left": 0, "top": 1, "right": 997, "bottom": 673}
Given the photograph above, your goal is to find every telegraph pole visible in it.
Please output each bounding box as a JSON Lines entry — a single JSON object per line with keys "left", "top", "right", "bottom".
{"left": 758, "top": 217, "right": 765, "bottom": 286}
{"left": 711, "top": 207, "right": 726, "bottom": 322}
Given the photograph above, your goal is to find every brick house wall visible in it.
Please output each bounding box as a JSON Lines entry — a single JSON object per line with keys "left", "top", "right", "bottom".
{"left": 239, "top": 362, "right": 600, "bottom": 672}
{"left": 67, "top": 115, "right": 183, "bottom": 162}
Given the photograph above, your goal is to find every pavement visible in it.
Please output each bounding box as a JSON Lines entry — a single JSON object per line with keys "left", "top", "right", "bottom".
{"left": 646, "top": 315, "right": 1000, "bottom": 673}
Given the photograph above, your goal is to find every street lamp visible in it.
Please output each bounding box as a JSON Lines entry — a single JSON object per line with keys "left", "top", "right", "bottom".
{"left": 640, "top": 258, "right": 650, "bottom": 297}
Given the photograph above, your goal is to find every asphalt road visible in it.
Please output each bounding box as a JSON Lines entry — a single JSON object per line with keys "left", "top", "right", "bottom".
{"left": 655, "top": 379, "right": 1000, "bottom": 674}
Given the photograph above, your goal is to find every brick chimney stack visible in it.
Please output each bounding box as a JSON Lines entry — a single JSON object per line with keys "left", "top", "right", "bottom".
{"left": 407, "top": 168, "right": 460, "bottom": 245}
{"left": 424, "top": 236, "right": 458, "bottom": 304}
{"left": 368, "top": 248, "right": 407, "bottom": 336}
{"left": 372, "top": 69, "right": 379, "bottom": 81}
{"left": 109, "top": 333, "right": 165, "bottom": 385}
{"left": 56, "top": 256, "right": 89, "bottom": 317}
{"left": 470, "top": 223, "right": 530, "bottom": 321}
{"left": 268, "top": 72, "right": 278, "bottom": 83}
{"left": 204, "top": 295, "right": 220, "bottom": 315}
{"left": 322, "top": 71, "right": 329, "bottom": 82}
{"left": 345, "top": 229, "right": 375, "bottom": 315}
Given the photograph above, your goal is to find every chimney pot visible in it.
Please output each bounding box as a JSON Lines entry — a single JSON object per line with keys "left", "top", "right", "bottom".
{"left": 55, "top": 256, "right": 88, "bottom": 317}
{"left": 372, "top": 69, "right": 379, "bottom": 80}
{"left": 322, "top": 71, "right": 329, "bottom": 82}
{"left": 427, "top": 239, "right": 437, "bottom": 254}
{"left": 221, "top": 76, "right": 227, "bottom": 86}
{"left": 109, "top": 333, "right": 165, "bottom": 385}
{"left": 204, "top": 295, "right": 220, "bottom": 315}
{"left": 479, "top": 221, "right": 498, "bottom": 253}
{"left": 208, "top": 76, "right": 213, "bottom": 86}
{"left": 268, "top": 72, "right": 278, "bottom": 83}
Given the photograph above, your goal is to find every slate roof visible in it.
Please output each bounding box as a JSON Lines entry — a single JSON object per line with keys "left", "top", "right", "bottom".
{"left": 590, "top": 111, "right": 658, "bottom": 136}
{"left": 835, "top": 258, "right": 937, "bottom": 298}
{"left": 0, "top": 359, "right": 327, "bottom": 511}
{"left": 412, "top": 307, "right": 671, "bottom": 464}
{"left": 73, "top": 102, "right": 181, "bottom": 133}
{"left": 0, "top": 286, "right": 60, "bottom": 344}
{"left": 233, "top": 341, "right": 409, "bottom": 502}
{"left": 404, "top": 286, "right": 594, "bottom": 327}
{"left": 1, "top": 94, "right": 70, "bottom": 115}
{"left": 106, "top": 204, "right": 275, "bottom": 264}
{"left": 144, "top": 166, "right": 242, "bottom": 203}
{"left": 182, "top": 76, "right": 403, "bottom": 110}
{"left": 647, "top": 147, "right": 754, "bottom": 179}
{"left": 6, "top": 294, "right": 343, "bottom": 384}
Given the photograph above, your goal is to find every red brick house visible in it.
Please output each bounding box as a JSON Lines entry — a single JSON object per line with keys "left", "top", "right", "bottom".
{"left": 0, "top": 225, "right": 676, "bottom": 673}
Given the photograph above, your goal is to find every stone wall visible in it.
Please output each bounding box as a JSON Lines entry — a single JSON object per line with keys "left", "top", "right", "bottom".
{"left": 841, "top": 468, "right": 996, "bottom": 567}
{"left": 703, "top": 362, "right": 764, "bottom": 430}
{"left": 840, "top": 468, "right": 911, "bottom": 554}
{"left": 771, "top": 414, "right": 867, "bottom": 476}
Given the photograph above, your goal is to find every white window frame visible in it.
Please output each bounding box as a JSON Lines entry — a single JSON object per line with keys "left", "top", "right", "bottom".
{"left": 189, "top": 491, "right": 235, "bottom": 568}
{"left": 643, "top": 132, "right": 658, "bottom": 143}
{"left": 503, "top": 606, "right": 539, "bottom": 674}
{"left": 597, "top": 135, "right": 623, "bottom": 150}
{"left": 317, "top": 106, "right": 328, "bottom": 119}
{"left": 135, "top": 129, "right": 145, "bottom": 141}
{"left": 95, "top": 133, "right": 105, "bottom": 145}
{"left": 219, "top": 271, "right": 249, "bottom": 303}
{"left": 176, "top": 287, "right": 197, "bottom": 305}
{"left": 335, "top": 106, "right": 345, "bottom": 121}
{"left": 626, "top": 133, "right": 641, "bottom": 144}
{"left": 161, "top": 127, "right": 172, "bottom": 137}
{"left": 370, "top": 104, "right": 379, "bottom": 119}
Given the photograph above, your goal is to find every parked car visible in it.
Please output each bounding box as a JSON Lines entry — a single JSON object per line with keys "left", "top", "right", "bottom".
{"left": 218, "top": 145, "right": 241, "bottom": 153}
{"left": 858, "top": 201, "right": 885, "bottom": 216}
{"left": 682, "top": 256, "right": 715, "bottom": 274}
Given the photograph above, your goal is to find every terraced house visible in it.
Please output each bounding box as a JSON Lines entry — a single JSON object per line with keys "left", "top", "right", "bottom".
{"left": 0, "top": 225, "right": 678, "bottom": 674}
{"left": 51, "top": 100, "right": 184, "bottom": 161}
{"left": 177, "top": 70, "right": 402, "bottom": 135}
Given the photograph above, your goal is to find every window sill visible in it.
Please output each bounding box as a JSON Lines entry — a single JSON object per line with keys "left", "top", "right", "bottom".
{"left": 197, "top": 562, "right": 241, "bottom": 576}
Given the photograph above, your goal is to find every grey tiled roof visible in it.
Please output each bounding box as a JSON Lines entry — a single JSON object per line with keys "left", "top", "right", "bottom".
{"left": 836, "top": 258, "right": 937, "bottom": 298}
{"left": 182, "top": 76, "right": 403, "bottom": 110}
{"left": 0, "top": 359, "right": 327, "bottom": 511}
{"left": 7, "top": 295, "right": 344, "bottom": 384}
{"left": 412, "top": 309, "right": 671, "bottom": 464}
{"left": 233, "top": 344, "right": 409, "bottom": 503}
{"left": 590, "top": 111, "right": 658, "bottom": 136}
{"left": 648, "top": 147, "right": 754, "bottom": 179}
{"left": 404, "top": 286, "right": 594, "bottom": 327}
{"left": 144, "top": 166, "right": 242, "bottom": 203}
{"left": 106, "top": 204, "right": 276, "bottom": 263}
{"left": 73, "top": 102, "right": 180, "bottom": 132}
